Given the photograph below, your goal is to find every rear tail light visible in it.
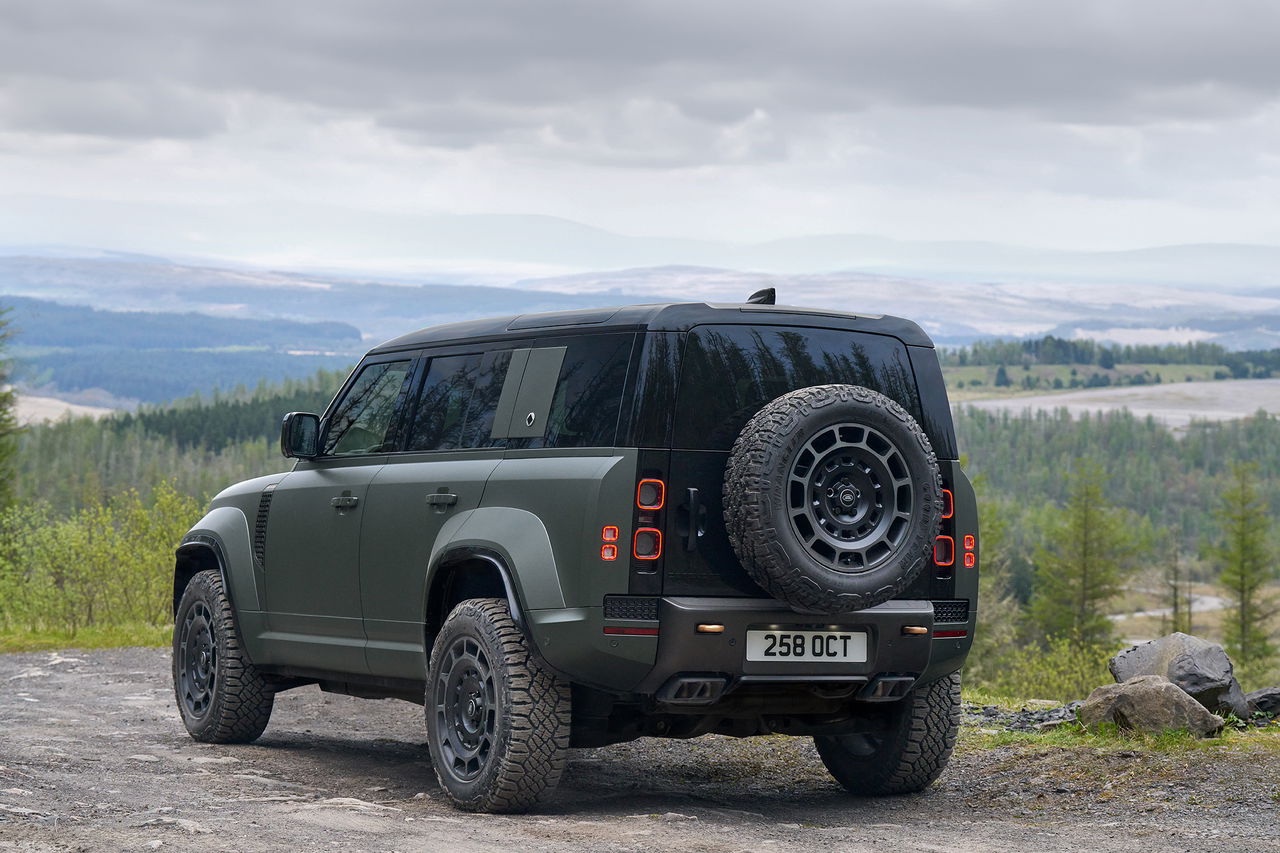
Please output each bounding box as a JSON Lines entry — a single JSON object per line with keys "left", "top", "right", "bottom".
{"left": 963, "top": 552, "right": 976, "bottom": 568}
{"left": 636, "top": 479, "right": 666, "bottom": 510}
{"left": 933, "top": 535, "right": 955, "bottom": 567}
{"left": 602, "top": 526, "right": 619, "bottom": 542}
{"left": 941, "top": 489, "right": 954, "bottom": 519}
{"left": 601, "top": 544, "right": 618, "bottom": 561}
{"left": 634, "top": 528, "right": 663, "bottom": 560}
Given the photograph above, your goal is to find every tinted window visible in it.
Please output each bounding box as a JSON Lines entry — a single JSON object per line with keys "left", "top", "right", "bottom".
{"left": 672, "top": 325, "right": 920, "bottom": 450}
{"left": 324, "top": 360, "right": 412, "bottom": 455}
{"left": 626, "top": 332, "right": 682, "bottom": 447}
{"left": 405, "top": 349, "right": 513, "bottom": 452}
{"left": 524, "top": 333, "right": 634, "bottom": 449}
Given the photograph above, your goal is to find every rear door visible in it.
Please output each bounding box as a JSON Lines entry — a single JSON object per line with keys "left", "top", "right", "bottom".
{"left": 662, "top": 324, "right": 923, "bottom": 597}
{"left": 358, "top": 345, "right": 521, "bottom": 678}
{"left": 262, "top": 355, "right": 415, "bottom": 673}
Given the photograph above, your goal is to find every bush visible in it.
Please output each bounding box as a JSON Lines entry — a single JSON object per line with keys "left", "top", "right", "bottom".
{"left": 983, "top": 635, "right": 1118, "bottom": 703}
{"left": 0, "top": 481, "right": 201, "bottom": 639}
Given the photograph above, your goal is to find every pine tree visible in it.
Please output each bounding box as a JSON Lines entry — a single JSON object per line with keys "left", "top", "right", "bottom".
{"left": 1029, "top": 460, "right": 1140, "bottom": 647}
{"left": 1214, "top": 463, "right": 1276, "bottom": 669}
{"left": 0, "top": 308, "right": 19, "bottom": 508}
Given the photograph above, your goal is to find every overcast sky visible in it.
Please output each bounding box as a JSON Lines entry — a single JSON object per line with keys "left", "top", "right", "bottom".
{"left": 2, "top": 0, "right": 1279, "bottom": 263}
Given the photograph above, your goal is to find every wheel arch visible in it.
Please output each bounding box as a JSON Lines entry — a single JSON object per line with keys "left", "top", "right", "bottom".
{"left": 423, "top": 547, "right": 526, "bottom": 658}
{"left": 174, "top": 506, "right": 261, "bottom": 616}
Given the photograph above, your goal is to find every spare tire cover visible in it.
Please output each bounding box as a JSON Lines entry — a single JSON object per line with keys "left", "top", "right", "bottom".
{"left": 723, "top": 384, "right": 942, "bottom": 613}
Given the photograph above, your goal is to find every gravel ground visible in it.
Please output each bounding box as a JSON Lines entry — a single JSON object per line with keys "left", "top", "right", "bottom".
{"left": 2, "top": 648, "right": 1279, "bottom": 852}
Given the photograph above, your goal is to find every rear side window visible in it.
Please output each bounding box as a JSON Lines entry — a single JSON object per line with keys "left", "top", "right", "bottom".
{"left": 672, "top": 325, "right": 921, "bottom": 450}
{"left": 522, "top": 333, "right": 634, "bottom": 449}
{"left": 404, "top": 350, "right": 513, "bottom": 452}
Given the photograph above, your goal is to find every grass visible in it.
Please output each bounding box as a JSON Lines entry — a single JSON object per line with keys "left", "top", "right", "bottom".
{"left": 0, "top": 621, "right": 171, "bottom": 653}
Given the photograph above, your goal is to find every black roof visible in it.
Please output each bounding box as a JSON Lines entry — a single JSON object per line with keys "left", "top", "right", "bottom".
{"left": 369, "top": 301, "right": 933, "bottom": 354}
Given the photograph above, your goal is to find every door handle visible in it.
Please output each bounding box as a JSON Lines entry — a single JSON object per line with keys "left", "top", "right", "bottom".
{"left": 330, "top": 494, "right": 359, "bottom": 509}
{"left": 427, "top": 491, "right": 459, "bottom": 509}
{"left": 684, "top": 487, "right": 706, "bottom": 552}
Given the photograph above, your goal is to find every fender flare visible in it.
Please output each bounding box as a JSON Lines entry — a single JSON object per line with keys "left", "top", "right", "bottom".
{"left": 175, "top": 506, "right": 260, "bottom": 614}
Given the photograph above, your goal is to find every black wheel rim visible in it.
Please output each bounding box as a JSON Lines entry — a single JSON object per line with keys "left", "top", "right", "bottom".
{"left": 432, "top": 636, "right": 497, "bottom": 784}
{"left": 178, "top": 601, "right": 217, "bottom": 719}
{"left": 787, "top": 422, "right": 914, "bottom": 572}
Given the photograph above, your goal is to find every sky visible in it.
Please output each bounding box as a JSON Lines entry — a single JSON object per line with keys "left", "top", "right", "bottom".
{"left": 2, "top": 0, "right": 1280, "bottom": 264}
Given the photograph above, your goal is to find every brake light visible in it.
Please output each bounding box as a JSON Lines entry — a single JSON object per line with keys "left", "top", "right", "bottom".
{"left": 634, "top": 528, "right": 663, "bottom": 560}
{"left": 964, "top": 553, "right": 976, "bottom": 568}
{"left": 933, "top": 535, "right": 955, "bottom": 567}
{"left": 601, "top": 544, "right": 618, "bottom": 560}
{"left": 963, "top": 534, "right": 975, "bottom": 550}
{"left": 602, "top": 526, "right": 620, "bottom": 542}
{"left": 941, "top": 489, "right": 954, "bottom": 519}
{"left": 636, "top": 479, "right": 666, "bottom": 510}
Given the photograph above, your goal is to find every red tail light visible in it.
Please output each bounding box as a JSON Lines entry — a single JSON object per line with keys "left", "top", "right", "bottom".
{"left": 933, "top": 535, "right": 955, "bottom": 567}
{"left": 634, "top": 528, "right": 663, "bottom": 560}
{"left": 941, "top": 489, "right": 954, "bottom": 519}
{"left": 636, "top": 479, "right": 666, "bottom": 510}
{"left": 602, "top": 526, "right": 620, "bottom": 542}
{"left": 963, "top": 553, "right": 976, "bottom": 568}
{"left": 601, "top": 544, "right": 618, "bottom": 561}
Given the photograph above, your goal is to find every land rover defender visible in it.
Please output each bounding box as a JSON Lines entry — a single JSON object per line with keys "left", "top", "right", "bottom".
{"left": 171, "top": 295, "right": 978, "bottom": 812}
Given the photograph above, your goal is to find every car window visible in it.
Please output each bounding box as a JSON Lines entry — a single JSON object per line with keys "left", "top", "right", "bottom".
{"left": 405, "top": 349, "right": 514, "bottom": 452}
{"left": 323, "top": 360, "right": 413, "bottom": 455}
{"left": 523, "top": 333, "right": 633, "bottom": 449}
{"left": 672, "top": 325, "right": 921, "bottom": 451}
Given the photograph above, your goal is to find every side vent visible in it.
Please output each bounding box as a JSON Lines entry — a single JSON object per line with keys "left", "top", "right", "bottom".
{"left": 253, "top": 485, "right": 276, "bottom": 571}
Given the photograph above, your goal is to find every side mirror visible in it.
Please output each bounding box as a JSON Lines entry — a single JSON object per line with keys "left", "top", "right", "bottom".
{"left": 280, "top": 412, "right": 321, "bottom": 459}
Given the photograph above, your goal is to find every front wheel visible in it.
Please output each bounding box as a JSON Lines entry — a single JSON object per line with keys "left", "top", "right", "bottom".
{"left": 172, "top": 569, "right": 275, "bottom": 743}
{"left": 815, "top": 671, "right": 960, "bottom": 795}
{"left": 426, "top": 598, "right": 571, "bottom": 813}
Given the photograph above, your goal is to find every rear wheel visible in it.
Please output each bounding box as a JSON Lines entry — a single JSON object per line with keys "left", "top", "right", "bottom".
{"left": 426, "top": 598, "right": 571, "bottom": 813}
{"left": 172, "top": 569, "right": 274, "bottom": 743}
{"left": 815, "top": 671, "right": 960, "bottom": 795}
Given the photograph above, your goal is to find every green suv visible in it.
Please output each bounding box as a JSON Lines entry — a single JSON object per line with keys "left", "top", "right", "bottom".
{"left": 171, "top": 297, "right": 978, "bottom": 812}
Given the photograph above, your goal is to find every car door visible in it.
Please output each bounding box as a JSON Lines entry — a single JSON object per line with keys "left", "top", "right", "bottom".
{"left": 261, "top": 354, "right": 416, "bottom": 674}
{"left": 359, "top": 346, "right": 523, "bottom": 678}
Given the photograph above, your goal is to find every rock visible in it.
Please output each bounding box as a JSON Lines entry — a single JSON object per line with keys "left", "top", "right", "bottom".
{"left": 1109, "top": 633, "right": 1250, "bottom": 717}
{"left": 1245, "top": 687, "right": 1280, "bottom": 716}
{"left": 1081, "top": 675, "right": 1225, "bottom": 737}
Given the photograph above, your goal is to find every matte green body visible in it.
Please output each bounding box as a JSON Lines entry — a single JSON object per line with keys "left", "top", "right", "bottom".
{"left": 175, "top": 301, "right": 978, "bottom": 707}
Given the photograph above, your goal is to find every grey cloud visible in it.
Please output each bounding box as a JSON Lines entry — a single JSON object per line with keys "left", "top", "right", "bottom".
{"left": 1, "top": 0, "right": 1278, "bottom": 160}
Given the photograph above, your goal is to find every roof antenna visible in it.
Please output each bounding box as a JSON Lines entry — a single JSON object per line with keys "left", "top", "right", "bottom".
{"left": 746, "top": 287, "right": 776, "bottom": 305}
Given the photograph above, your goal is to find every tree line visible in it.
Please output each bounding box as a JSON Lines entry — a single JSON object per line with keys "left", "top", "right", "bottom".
{"left": 942, "top": 334, "right": 1280, "bottom": 379}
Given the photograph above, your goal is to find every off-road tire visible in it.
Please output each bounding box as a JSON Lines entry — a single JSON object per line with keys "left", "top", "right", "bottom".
{"left": 724, "top": 383, "right": 941, "bottom": 613}
{"left": 815, "top": 671, "right": 961, "bottom": 795}
{"left": 172, "top": 569, "right": 274, "bottom": 744}
{"left": 426, "top": 598, "right": 571, "bottom": 813}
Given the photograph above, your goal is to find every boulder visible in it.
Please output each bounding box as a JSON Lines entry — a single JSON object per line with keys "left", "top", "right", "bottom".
{"left": 1245, "top": 687, "right": 1280, "bottom": 717}
{"left": 1081, "top": 675, "right": 1225, "bottom": 737}
{"left": 1109, "top": 633, "right": 1250, "bottom": 718}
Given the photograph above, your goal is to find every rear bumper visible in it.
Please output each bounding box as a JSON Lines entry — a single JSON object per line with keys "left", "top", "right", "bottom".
{"left": 635, "top": 597, "right": 935, "bottom": 700}
{"left": 528, "top": 595, "right": 972, "bottom": 698}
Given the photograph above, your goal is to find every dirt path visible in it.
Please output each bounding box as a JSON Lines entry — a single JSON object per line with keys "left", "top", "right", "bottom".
{"left": 2, "top": 648, "right": 1277, "bottom": 852}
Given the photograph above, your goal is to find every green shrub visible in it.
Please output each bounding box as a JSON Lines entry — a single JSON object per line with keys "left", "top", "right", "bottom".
{"left": 984, "top": 635, "right": 1119, "bottom": 702}
{"left": 0, "top": 481, "right": 201, "bottom": 639}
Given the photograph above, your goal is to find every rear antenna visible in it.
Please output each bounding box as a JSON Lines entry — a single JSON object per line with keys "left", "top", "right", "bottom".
{"left": 746, "top": 287, "right": 776, "bottom": 305}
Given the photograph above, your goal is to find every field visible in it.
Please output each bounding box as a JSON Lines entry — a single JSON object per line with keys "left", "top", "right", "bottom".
{"left": 946, "top": 363, "right": 1226, "bottom": 402}
{"left": 960, "top": 376, "right": 1280, "bottom": 429}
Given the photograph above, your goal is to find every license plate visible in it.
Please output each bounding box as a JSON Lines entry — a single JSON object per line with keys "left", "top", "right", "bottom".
{"left": 745, "top": 630, "right": 868, "bottom": 662}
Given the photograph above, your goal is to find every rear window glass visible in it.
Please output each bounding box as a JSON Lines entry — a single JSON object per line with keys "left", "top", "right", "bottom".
{"left": 673, "top": 325, "right": 920, "bottom": 450}
{"left": 522, "top": 333, "right": 634, "bottom": 449}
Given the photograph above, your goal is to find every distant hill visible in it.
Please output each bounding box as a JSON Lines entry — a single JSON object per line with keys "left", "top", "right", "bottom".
{"left": 4, "top": 295, "right": 361, "bottom": 351}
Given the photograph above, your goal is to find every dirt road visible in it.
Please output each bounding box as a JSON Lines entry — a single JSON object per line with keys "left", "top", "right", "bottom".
{"left": 2, "top": 648, "right": 1277, "bottom": 852}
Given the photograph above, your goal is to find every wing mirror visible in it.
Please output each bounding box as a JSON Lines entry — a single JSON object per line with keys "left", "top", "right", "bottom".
{"left": 280, "top": 412, "right": 321, "bottom": 459}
